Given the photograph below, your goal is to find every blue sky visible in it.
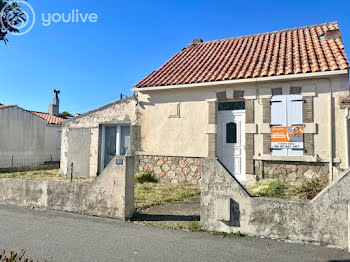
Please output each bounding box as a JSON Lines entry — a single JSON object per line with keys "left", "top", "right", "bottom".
{"left": 0, "top": 0, "right": 349, "bottom": 114}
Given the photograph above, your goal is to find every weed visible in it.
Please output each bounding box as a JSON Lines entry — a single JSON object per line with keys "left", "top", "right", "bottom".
{"left": 134, "top": 171, "right": 158, "bottom": 184}
{"left": 0, "top": 249, "right": 35, "bottom": 262}
{"left": 247, "top": 177, "right": 328, "bottom": 201}
{"left": 180, "top": 222, "right": 202, "bottom": 232}
{"left": 288, "top": 177, "right": 328, "bottom": 200}
{"left": 210, "top": 231, "right": 245, "bottom": 238}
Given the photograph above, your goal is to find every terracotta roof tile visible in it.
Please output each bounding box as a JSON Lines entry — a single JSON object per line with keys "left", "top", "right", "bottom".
{"left": 30, "top": 111, "right": 72, "bottom": 125}
{"left": 0, "top": 105, "right": 16, "bottom": 109}
{"left": 136, "top": 21, "right": 349, "bottom": 88}
{"left": 0, "top": 104, "right": 71, "bottom": 125}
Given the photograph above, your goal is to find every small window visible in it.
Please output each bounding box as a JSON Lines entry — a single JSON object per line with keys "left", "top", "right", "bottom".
{"left": 218, "top": 101, "right": 245, "bottom": 111}
{"left": 226, "top": 122, "right": 237, "bottom": 143}
{"left": 272, "top": 88, "right": 282, "bottom": 96}
{"left": 290, "top": 87, "right": 302, "bottom": 94}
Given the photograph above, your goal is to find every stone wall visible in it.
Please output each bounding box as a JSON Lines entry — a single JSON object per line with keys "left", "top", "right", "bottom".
{"left": 254, "top": 160, "right": 329, "bottom": 184}
{"left": 137, "top": 155, "right": 201, "bottom": 184}
{"left": 201, "top": 158, "right": 350, "bottom": 250}
{"left": 0, "top": 156, "right": 134, "bottom": 220}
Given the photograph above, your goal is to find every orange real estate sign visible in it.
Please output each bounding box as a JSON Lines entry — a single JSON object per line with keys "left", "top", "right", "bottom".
{"left": 271, "top": 126, "right": 304, "bottom": 149}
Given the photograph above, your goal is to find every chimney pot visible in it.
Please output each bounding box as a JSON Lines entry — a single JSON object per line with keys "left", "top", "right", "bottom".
{"left": 48, "top": 90, "right": 60, "bottom": 116}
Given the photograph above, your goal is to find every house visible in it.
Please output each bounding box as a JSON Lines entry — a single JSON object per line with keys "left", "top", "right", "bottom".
{"left": 60, "top": 21, "right": 349, "bottom": 185}
{"left": 0, "top": 91, "right": 71, "bottom": 168}
{"left": 132, "top": 21, "right": 349, "bottom": 184}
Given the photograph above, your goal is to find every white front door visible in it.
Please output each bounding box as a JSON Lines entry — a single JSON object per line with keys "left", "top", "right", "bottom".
{"left": 217, "top": 109, "right": 246, "bottom": 181}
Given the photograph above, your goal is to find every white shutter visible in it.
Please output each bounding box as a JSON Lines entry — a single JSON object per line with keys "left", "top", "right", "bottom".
{"left": 287, "top": 95, "right": 303, "bottom": 157}
{"left": 271, "top": 95, "right": 287, "bottom": 156}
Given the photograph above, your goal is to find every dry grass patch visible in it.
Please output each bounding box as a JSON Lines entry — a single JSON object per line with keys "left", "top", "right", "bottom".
{"left": 134, "top": 182, "right": 201, "bottom": 211}
{"left": 0, "top": 169, "right": 94, "bottom": 183}
{"left": 247, "top": 177, "right": 328, "bottom": 201}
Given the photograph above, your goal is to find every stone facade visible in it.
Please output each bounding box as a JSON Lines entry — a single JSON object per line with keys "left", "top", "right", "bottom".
{"left": 137, "top": 155, "right": 201, "bottom": 184}
{"left": 254, "top": 160, "right": 329, "bottom": 185}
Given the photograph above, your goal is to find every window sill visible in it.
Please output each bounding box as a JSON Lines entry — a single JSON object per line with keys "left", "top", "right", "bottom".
{"left": 254, "top": 155, "right": 318, "bottom": 162}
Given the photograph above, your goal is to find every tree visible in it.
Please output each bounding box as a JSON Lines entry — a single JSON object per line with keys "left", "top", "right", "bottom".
{"left": 0, "top": 0, "right": 26, "bottom": 44}
{"left": 60, "top": 111, "right": 72, "bottom": 117}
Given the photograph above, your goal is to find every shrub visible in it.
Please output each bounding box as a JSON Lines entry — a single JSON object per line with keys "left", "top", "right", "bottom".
{"left": 248, "top": 178, "right": 285, "bottom": 198}
{"left": 134, "top": 171, "right": 158, "bottom": 184}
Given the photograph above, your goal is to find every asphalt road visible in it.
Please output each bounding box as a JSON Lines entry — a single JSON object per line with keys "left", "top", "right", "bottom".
{"left": 0, "top": 205, "right": 349, "bottom": 262}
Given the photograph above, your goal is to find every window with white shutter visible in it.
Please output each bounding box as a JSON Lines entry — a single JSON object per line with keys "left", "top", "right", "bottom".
{"left": 271, "top": 95, "right": 287, "bottom": 156}
{"left": 287, "top": 95, "right": 303, "bottom": 156}
{"left": 270, "top": 95, "right": 303, "bottom": 157}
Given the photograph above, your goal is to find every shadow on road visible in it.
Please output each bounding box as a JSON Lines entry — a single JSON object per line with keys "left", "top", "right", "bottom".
{"left": 131, "top": 214, "right": 200, "bottom": 222}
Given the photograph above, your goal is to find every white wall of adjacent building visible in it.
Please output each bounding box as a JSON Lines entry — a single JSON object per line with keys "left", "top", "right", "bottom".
{"left": 0, "top": 106, "right": 62, "bottom": 168}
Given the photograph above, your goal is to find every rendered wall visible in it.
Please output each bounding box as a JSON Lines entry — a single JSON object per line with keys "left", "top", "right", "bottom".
{"left": 138, "top": 74, "right": 349, "bottom": 179}
{"left": 201, "top": 158, "right": 350, "bottom": 250}
{"left": 0, "top": 156, "right": 134, "bottom": 220}
{"left": 60, "top": 98, "right": 138, "bottom": 178}
{"left": 0, "top": 107, "right": 61, "bottom": 168}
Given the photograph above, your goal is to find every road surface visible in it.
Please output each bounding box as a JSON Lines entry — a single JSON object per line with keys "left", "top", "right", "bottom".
{"left": 0, "top": 204, "right": 349, "bottom": 262}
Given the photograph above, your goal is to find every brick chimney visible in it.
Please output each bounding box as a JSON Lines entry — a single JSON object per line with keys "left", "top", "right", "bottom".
{"left": 48, "top": 89, "right": 60, "bottom": 116}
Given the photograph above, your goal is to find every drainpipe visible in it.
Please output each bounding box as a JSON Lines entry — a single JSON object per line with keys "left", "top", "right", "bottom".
{"left": 345, "top": 107, "right": 349, "bottom": 168}
{"left": 329, "top": 81, "right": 333, "bottom": 182}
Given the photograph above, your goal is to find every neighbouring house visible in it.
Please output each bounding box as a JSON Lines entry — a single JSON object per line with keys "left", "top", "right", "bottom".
{"left": 133, "top": 21, "right": 349, "bottom": 184}
{"left": 0, "top": 91, "right": 71, "bottom": 168}
{"left": 59, "top": 97, "right": 139, "bottom": 178}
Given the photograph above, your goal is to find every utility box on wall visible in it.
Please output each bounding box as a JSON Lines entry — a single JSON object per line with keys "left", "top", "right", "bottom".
{"left": 216, "top": 196, "right": 231, "bottom": 222}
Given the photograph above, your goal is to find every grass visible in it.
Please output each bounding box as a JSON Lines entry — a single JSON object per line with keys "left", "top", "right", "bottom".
{"left": 141, "top": 221, "right": 203, "bottom": 232}
{"left": 135, "top": 182, "right": 201, "bottom": 211}
{"left": 0, "top": 169, "right": 94, "bottom": 183}
{"left": 134, "top": 171, "right": 201, "bottom": 211}
{"left": 247, "top": 177, "right": 328, "bottom": 200}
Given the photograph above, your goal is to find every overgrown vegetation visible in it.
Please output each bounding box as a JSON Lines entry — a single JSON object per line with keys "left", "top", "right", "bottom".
{"left": 248, "top": 179, "right": 285, "bottom": 198}
{"left": 0, "top": 169, "right": 94, "bottom": 183}
{"left": 247, "top": 177, "right": 328, "bottom": 200}
{"left": 134, "top": 171, "right": 158, "bottom": 184}
{"left": 134, "top": 171, "right": 201, "bottom": 211}
{"left": 0, "top": 250, "right": 36, "bottom": 262}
